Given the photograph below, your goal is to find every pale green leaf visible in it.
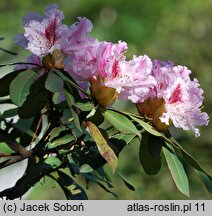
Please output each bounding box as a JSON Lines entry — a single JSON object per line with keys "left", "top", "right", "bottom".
{"left": 163, "top": 143, "right": 189, "bottom": 196}
{"left": 103, "top": 110, "right": 140, "bottom": 138}
{"left": 45, "top": 71, "right": 64, "bottom": 92}
{"left": 10, "top": 70, "right": 37, "bottom": 106}
{"left": 64, "top": 90, "right": 82, "bottom": 132}
{"left": 80, "top": 164, "right": 94, "bottom": 173}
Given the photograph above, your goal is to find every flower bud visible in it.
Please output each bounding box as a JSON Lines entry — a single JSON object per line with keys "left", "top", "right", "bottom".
{"left": 42, "top": 49, "right": 65, "bottom": 70}
{"left": 136, "top": 98, "right": 172, "bottom": 132}
{"left": 90, "top": 77, "right": 118, "bottom": 108}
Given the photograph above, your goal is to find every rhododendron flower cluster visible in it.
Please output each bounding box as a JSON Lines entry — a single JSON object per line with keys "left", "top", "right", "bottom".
{"left": 136, "top": 60, "right": 209, "bottom": 136}
{"left": 15, "top": 4, "right": 209, "bottom": 136}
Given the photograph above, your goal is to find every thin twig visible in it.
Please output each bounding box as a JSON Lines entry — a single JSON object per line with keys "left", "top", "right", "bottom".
{"left": 32, "top": 123, "right": 54, "bottom": 152}
{"left": 29, "top": 116, "right": 42, "bottom": 149}
{"left": 0, "top": 152, "right": 18, "bottom": 157}
{"left": 0, "top": 62, "right": 42, "bottom": 68}
{"left": 0, "top": 150, "right": 33, "bottom": 169}
{"left": 0, "top": 47, "right": 17, "bottom": 55}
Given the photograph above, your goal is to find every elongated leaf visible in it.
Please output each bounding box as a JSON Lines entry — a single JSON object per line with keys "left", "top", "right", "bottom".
{"left": 80, "top": 164, "right": 94, "bottom": 173}
{"left": 19, "top": 115, "right": 42, "bottom": 147}
{"left": 50, "top": 134, "right": 74, "bottom": 146}
{"left": 45, "top": 71, "right": 64, "bottom": 92}
{"left": 75, "top": 101, "right": 94, "bottom": 111}
{"left": 87, "top": 121, "right": 118, "bottom": 173}
{"left": 112, "top": 133, "right": 136, "bottom": 144}
{"left": 11, "top": 118, "right": 36, "bottom": 138}
{"left": 117, "top": 171, "right": 135, "bottom": 191}
{"left": 64, "top": 90, "right": 82, "bottom": 132}
{"left": 0, "top": 69, "right": 25, "bottom": 97}
{"left": 56, "top": 70, "right": 90, "bottom": 98}
{"left": 83, "top": 173, "right": 117, "bottom": 197}
{"left": 64, "top": 89, "right": 75, "bottom": 105}
{"left": 139, "top": 132, "right": 162, "bottom": 175}
{"left": 170, "top": 137, "right": 212, "bottom": 175}
{"left": 163, "top": 143, "right": 189, "bottom": 196}
{"left": 1, "top": 107, "right": 18, "bottom": 119}
{"left": 0, "top": 98, "right": 11, "bottom": 104}
{"left": 195, "top": 170, "right": 212, "bottom": 192}
{"left": 18, "top": 74, "right": 48, "bottom": 118}
{"left": 49, "top": 170, "right": 88, "bottom": 200}
{"left": 86, "top": 107, "right": 104, "bottom": 126}
{"left": 130, "top": 115, "right": 163, "bottom": 137}
{"left": 169, "top": 137, "right": 212, "bottom": 193}
{"left": 70, "top": 107, "right": 82, "bottom": 132}
{"left": 49, "top": 126, "right": 66, "bottom": 141}
{"left": 103, "top": 110, "right": 140, "bottom": 138}
{"left": 10, "top": 70, "right": 37, "bottom": 106}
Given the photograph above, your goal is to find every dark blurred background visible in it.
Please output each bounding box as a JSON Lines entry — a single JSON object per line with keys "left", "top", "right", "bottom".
{"left": 0, "top": 0, "right": 211, "bottom": 199}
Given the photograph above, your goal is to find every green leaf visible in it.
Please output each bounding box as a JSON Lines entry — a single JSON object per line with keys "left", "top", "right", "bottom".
{"left": 117, "top": 171, "right": 135, "bottom": 191}
{"left": 1, "top": 107, "right": 18, "bottom": 119}
{"left": 86, "top": 107, "right": 104, "bottom": 126}
{"left": 56, "top": 70, "right": 90, "bottom": 98}
{"left": 139, "top": 132, "right": 162, "bottom": 175}
{"left": 80, "top": 164, "right": 94, "bottom": 173}
{"left": 45, "top": 71, "right": 64, "bottom": 92}
{"left": 64, "top": 89, "right": 75, "bottom": 105}
{"left": 112, "top": 133, "right": 136, "bottom": 144}
{"left": 0, "top": 69, "right": 25, "bottom": 97}
{"left": 18, "top": 74, "right": 48, "bottom": 119}
{"left": 49, "top": 127, "right": 66, "bottom": 141}
{"left": 195, "top": 170, "right": 212, "bottom": 193}
{"left": 11, "top": 118, "right": 37, "bottom": 138}
{"left": 0, "top": 98, "right": 11, "bottom": 104}
{"left": 64, "top": 90, "right": 82, "bottom": 132}
{"left": 10, "top": 70, "right": 37, "bottom": 106}
{"left": 86, "top": 106, "right": 97, "bottom": 118}
{"left": 70, "top": 107, "right": 82, "bottom": 132}
{"left": 49, "top": 170, "right": 88, "bottom": 200}
{"left": 168, "top": 137, "right": 212, "bottom": 193}
{"left": 50, "top": 134, "right": 74, "bottom": 146}
{"left": 75, "top": 101, "right": 94, "bottom": 111}
{"left": 130, "top": 115, "right": 163, "bottom": 137}
{"left": 170, "top": 137, "right": 211, "bottom": 174}
{"left": 163, "top": 143, "right": 189, "bottom": 196}
{"left": 103, "top": 110, "right": 141, "bottom": 138}
{"left": 87, "top": 121, "right": 118, "bottom": 173}
{"left": 19, "top": 116, "right": 42, "bottom": 147}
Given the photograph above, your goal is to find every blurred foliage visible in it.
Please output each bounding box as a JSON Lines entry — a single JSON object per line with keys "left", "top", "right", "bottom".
{"left": 0, "top": 0, "right": 211, "bottom": 199}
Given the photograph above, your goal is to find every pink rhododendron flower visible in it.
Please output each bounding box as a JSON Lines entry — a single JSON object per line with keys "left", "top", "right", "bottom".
{"left": 105, "top": 55, "right": 156, "bottom": 103}
{"left": 160, "top": 75, "right": 209, "bottom": 137}
{"left": 137, "top": 60, "right": 209, "bottom": 136}
{"left": 64, "top": 39, "right": 99, "bottom": 80}
{"left": 63, "top": 17, "right": 99, "bottom": 80}
{"left": 63, "top": 17, "right": 96, "bottom": 54}
{"left": 64, "top": 40, "right": 127, "bottom": 81}
{"left": 95, "top": 41, "right": 127, "bottom": 79}
{"left": 15, "top": 4, "right": 68, "bottom": 57}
